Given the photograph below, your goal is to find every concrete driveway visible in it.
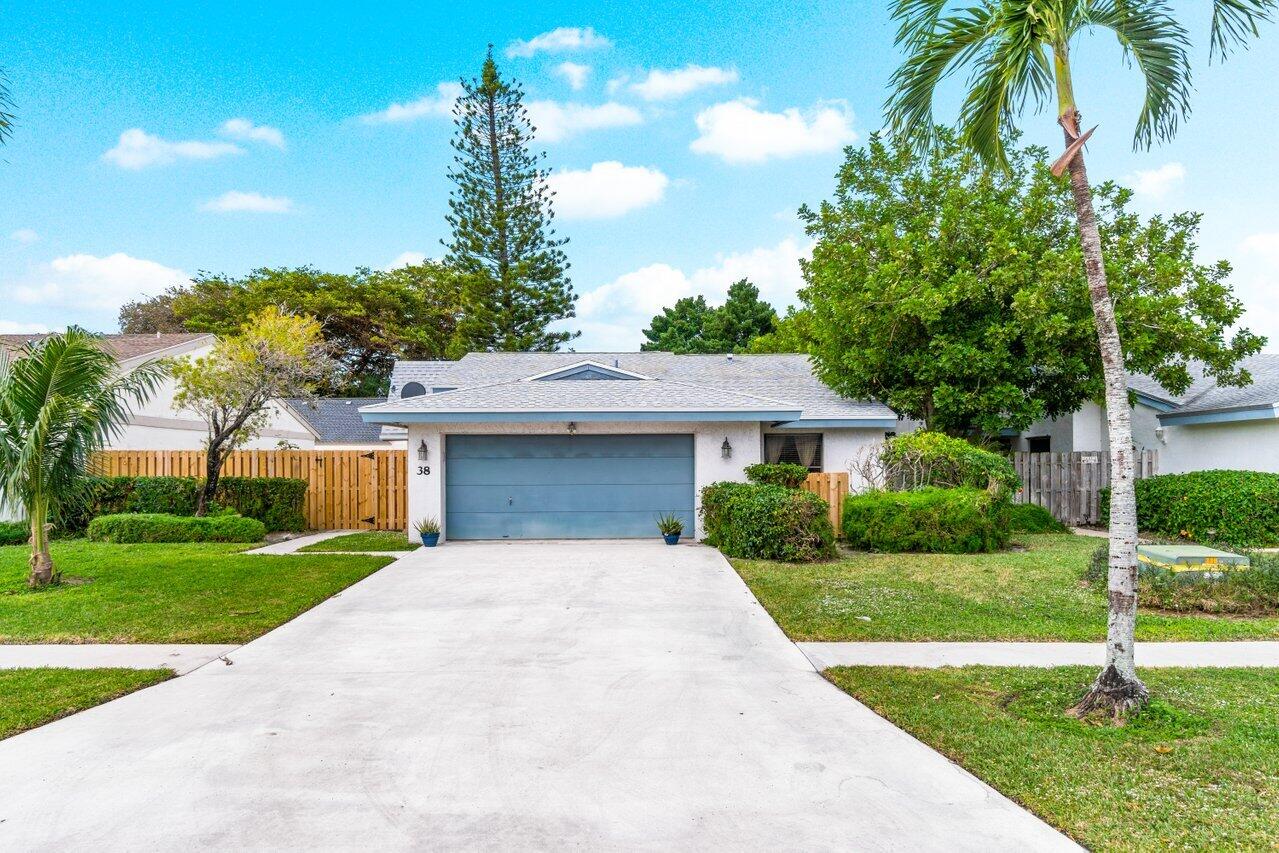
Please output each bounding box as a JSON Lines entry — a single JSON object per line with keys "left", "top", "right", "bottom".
{"left": 0, "top": 541, "right": 1072, "bottom": 851}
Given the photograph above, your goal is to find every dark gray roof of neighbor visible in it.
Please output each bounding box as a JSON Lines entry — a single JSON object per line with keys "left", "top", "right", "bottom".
{"left": 0, "top": 332, "right": 213, "bottom": 361}
{"left": 1156, "top": 354, "right": 1279, "bottom": 415}
{"left": 368, "top": 352, "right": 898, "bottom": 423}
{"left": 284, "top": 398, "right": 386, "bottom": 444}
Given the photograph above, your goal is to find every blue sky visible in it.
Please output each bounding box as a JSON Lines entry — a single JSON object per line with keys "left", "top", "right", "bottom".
{"left": 3, "top": 0, "right": 1277, "bottom": 351}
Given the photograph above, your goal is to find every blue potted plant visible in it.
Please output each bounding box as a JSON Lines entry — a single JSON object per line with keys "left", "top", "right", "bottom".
{"left": 656, "top": 513, "right": 684, "bottom": 545}
{"left": 415, "top": 516, "right": 441, "bottom": 547}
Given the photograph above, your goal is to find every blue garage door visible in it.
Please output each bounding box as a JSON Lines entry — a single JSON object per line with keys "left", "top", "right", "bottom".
{"left": 445, "top": 434, "right": 695, "bottom": 540}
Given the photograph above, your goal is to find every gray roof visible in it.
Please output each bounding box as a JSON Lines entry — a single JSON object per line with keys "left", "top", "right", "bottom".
{"left": 0, "top": 332, "right": 213, "bottom": 362}
{"left": 1157, "top": 354, "right": 1279, "bottom": 416}
{"left": 284, "top": 398, "right": 386, "bottom": 444}
{"left": 366, "top": 352, "right": 897, "bottom": 424}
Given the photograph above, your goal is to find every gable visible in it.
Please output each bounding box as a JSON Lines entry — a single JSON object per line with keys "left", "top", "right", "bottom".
{"left": 523, "top": 360, "right": 650, "bottom": 382}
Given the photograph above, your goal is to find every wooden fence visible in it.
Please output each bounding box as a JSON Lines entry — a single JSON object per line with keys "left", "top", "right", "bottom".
{"left": 95, "top": 450, "right": 409, "bottom": 531}
{"left": 1012, "top": 450, "right": 1158, "bottom": 526}
{"left": 802, "top": 471, "right": 849, "bottom": 536}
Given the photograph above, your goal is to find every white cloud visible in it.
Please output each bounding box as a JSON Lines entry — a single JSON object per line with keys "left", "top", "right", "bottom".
{"left": 527, "top": 100, "right": 642, "bottom": 142}
{"left": 1127, "top": 162, "right": 1185, "bottom": 199}
{"left": 548, "top": 162, "right": 669, "bottom": 220}
{"left": 359, "top": 82, "right": 464, "bottom": 124}
{"left": 571, "top": 237, "right": 809, "bottom": 349}
{"left": 1241, "top": 232, "right": 1279, "bottom": 261}
{"left": 386, "top": 251, "right": 428, "bottom": 270}
{"left": 506, "top": 27, "right": 611, "bottom": 58}
{"left": 691, "top": 98, "right": 857, "bottom": 164}
{"left": 0, "top": 320, "right": 50, "bottom": 334}
{"left": 9, "top": 228, "right": 38, "bottom": 244}
{"left": 102, "top": 128, "right": 244, "bottom": 170}
{"left": 199, "top": 191, "right": 295, "bottom": 214}
{"left": 10, "top": 253, "right": 189, "bottom": 312}
{"left": 554, "top": 61, "right": 592, "bottom": 91}
{"left": 630, "top": 65, "right": 739, "bottom": 101}
{"left": 218, "top": 118, "right": 285, "bottom": 149}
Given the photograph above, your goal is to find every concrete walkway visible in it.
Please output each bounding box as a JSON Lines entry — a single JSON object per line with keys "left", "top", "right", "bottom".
{"left": 800, "top": 640, "right": 1279, "bottom": 670}
{"left": 243, "top": 529, "right": 356, "bottom": 554}
{"left": 0, "top": 644, "right": 238, "bottom": 675}
{"left": 0, "top": 540, "right": 1073, "bottom": 851}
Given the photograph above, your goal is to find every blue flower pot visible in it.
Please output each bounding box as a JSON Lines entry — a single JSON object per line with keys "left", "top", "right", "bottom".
{"left": 663, "top": 533, "right": 681, "bottom": 545}
{"left": 420, "top": 532, "right": 440, "bottom": 547}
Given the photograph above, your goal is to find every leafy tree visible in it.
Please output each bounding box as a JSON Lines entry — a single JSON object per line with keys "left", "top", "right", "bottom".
{"left": 885, "top": 0, "right": 1199, "bottom": 716}
{"left": 172, "top": 307, "right": 335, "bottom": 515}
{"left": 642, "top": 280, "right": 777, "bottom": 353}
{"left": 121, "top": 264, "right": 460, "bottom": 396}
{"left": 749, "top": 307, "right": 816, "bottom": 354}
{"left": 0, "top": 331, "right": 165, "bottom": 587}
{"left": 445, "top": 50, "right": 576, "bottom": 352}
{"left": 798, "top": 132, "right": 1260, "bottom": 435}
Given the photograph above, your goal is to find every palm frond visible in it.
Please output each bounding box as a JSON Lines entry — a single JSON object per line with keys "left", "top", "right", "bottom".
{"left": 1210, "top": 0, "right": 1276, "bottom": 60}
{"left": 1081, "top": 0, "right": 1192, "bottom": 149}
{"left": 0, "top": 69, "right": 13, "bottom": 145}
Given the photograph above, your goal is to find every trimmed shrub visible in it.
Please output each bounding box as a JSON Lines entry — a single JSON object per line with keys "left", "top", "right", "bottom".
{"left": 1008, "top": 502, "right": 1069, "bottom": 533}
{"left": 131, "top": 476, "right": 201, "bottom": 515}
{"left": 1085, "top": 541, "right": 1279, "bottom": 615}
{"left": 881, "top": 432, "right": 1020, "bottom": 496}
{"left": 87, "top": 513, "right": 266, "bottom": 544}
{"left": 0, "top": 521, "right": 28, "bottom": 546}
{"left": 842, "top": 487, "right": 1010, "bottom": 553}
{"left": 700, "top": 481, "right": 836, "bottom": 562}
{"left": 1101, "top": 470, "right": 1279, "bottom": 547}
{"left": 744, "top": 462, "right": 812, "bottom": 489}
{"left": 216, "top": 477, "right": 307, "bottom": 532}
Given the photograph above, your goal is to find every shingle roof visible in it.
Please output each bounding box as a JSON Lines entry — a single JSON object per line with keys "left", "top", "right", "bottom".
{"left": 284, "top": 398, "right": 386, "bottom": 444}
{"left": 368, "top": 352, "right": 897, "bottom": 423}
{"left": 0, "top": 332, "right": 213, "bottom": 361}
{"left": 1158, "top": 354, "right": 1279, "bottom": 415}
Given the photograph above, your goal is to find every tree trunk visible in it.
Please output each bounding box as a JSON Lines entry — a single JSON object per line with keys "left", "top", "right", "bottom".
{"left": 26, "top": 496, "right": 57, "bottom": 588}
{"left": 197, "top": 442, "right": 224, "bottom": 517}
{"left": 1059, "top": 108, "right": 1148, "bottom": 719}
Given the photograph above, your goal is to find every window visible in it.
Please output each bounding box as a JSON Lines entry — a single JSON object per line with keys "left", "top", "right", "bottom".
{"left": 401, "top": 382, "right": 426, "bottom": 398}
{"left": 764, "top": 433, "right": 823, "bottom": 472}
{"left": 1027, "top": 436, "right": 1050, "bottom": 453}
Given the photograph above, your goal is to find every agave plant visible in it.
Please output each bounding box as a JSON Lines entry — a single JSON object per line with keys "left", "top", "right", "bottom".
{"left": 0, "top": 330, "right": 166, "bottom": 587}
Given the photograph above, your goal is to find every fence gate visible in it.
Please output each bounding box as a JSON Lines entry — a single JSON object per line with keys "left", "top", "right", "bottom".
{"left": 802, "top": 471, "right": 849, "bottom": 536}
{"left": 1012, "top": 449, "right": 1157, "bottom": 527}
{"left": 95, "top": 449, "right": 409, "bottom": 531}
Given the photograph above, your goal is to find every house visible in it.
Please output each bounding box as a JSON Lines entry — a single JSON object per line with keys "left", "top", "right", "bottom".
{"left": 1012, "top": 354, "right": 1279, "bottom": 474}
{"left": 360, "top": 352, "right": 900, "bottom": 542}
{"left": 281, "top": 398, "right": 403, "bottom": 450}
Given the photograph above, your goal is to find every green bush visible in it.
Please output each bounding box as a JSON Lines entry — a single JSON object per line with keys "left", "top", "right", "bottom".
{"left": 1086, "top": 541, "right": 1279, "bottom": 615}
{"left": 1008, "top": 502, "right": 1069, "bottom": 533}
{"left": 842, "top": 487, "right": 1010, "bottom": 553}
{"left": 744, "top": 462, "right": 811, "bottom": 489}
{"left": 882, "top": 432, "right": 1020, "bottom": 496}
{"left": 700, "top": 481, "right": 836, "bottom": 562}
{"left": 0, "top": 521, "right": 28, "bottom": 546}
{"left": 131, "top": 477, "right": 201, "bottom": 515}
{"left": 86, "top": 513, "right": 266, "bottom": 544}
{"left": 59, "top": 475, "right": 307, "bottom": 534}
{"left": 216, "top": 477, "right": 307, "bottom": 532}
{"left": 1101, "top": 470, "right": 1279, "bottom": 547}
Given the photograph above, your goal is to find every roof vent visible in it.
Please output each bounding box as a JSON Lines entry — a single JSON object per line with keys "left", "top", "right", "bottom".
{"left": 613, "top": 358, "right": 619, "bottom": 368}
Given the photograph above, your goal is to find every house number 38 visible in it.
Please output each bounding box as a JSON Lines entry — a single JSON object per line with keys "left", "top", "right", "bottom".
{"left": 417, "top": 465, "right": 431, "bottom": 476}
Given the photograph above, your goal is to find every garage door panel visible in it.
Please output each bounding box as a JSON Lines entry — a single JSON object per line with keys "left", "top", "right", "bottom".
{"left": 446, "top": 510, "right": 696, "bottom": 540}
{"left": 445, "top": 482, "right": 693, "bottom": 514}
{"left": 446, "top": 456, "right": 693, "bottom": 487}
{"left": 446, "top": 434, "right": 692, "bottom": 459}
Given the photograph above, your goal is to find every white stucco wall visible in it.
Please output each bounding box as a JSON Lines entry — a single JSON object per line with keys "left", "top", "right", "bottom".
{"left": 1157, "top": 419, "right": 1279, "bottom": 474}
{"left": 1016, "top": 400, "right": 1161, "bottom": 454}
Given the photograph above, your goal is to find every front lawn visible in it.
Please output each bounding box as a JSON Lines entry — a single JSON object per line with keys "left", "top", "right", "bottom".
{"left": 732, "top": 534, "right": 1279, "bottom": 641}
{"left": 298, "top": 531, "right": 420, "bottom": 552}
{"left": 0, "top": 541, "right": 392, "bottom": 643}
{"left": 0, "top": 668, "right": 172, "bottom": 740}
{"left": 829, "top": 666, "right": 1279, "bottom": 851}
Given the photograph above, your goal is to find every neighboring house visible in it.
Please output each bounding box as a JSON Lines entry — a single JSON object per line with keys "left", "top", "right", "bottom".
{"left": 1012, "top": 354, "right": 1279, "bottom": 475}
{"left": 360, "top": 352, "right": 901, "bottom": 542}
{"left": 281, "top": 398, "right": 403, "bottom": 450}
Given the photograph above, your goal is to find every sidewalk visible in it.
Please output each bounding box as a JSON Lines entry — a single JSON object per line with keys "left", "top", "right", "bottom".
{"left": 799, "top": 641, "right": 1279, "bottom": 670}
{"left": 0, "top": 644, "right": 239, "bottom": 674}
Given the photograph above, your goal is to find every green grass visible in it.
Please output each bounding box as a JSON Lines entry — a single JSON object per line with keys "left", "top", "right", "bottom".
{"left": 297, "top": 531, "right": 420, "bottom": 552}
{"left": 828, "top": 666, "right": 1279, "bottom": 851}
{"left": 0, "top": 668, "right": 172, "bottom": 740}
{"left": 732, "top": 534, "right": 1279, "bottom": 641}
{"left": 0, "top": 541, "right": 392, "bottom": 643}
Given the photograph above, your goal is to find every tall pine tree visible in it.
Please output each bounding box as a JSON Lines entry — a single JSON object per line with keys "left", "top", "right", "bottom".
{"left": 445, "top": 50, "right": 577, "bottom": 352}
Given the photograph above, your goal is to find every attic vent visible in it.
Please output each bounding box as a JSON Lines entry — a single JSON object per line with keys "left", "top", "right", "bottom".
{"left": 401, "top": 382, "right": 426, "bottom": 398}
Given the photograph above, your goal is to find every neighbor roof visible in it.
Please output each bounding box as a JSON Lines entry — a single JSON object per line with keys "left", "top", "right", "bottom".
{"left": 283, "top": 398, "right": 386, "bottom": 444}
{"left": 365, "top": 352, "right": 898, "bottom": 426}
{"left": 1154, "top": 354, "right": 1279, "bottom": 423}
{"left": 0, "top": 332, "right": 213, "bottom": 362}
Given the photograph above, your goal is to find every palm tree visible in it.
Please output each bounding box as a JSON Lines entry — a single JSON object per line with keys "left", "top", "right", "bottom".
{"left": 884, "top": 0, "right": 1197, "bottom": 717}
{"left": 0, "top": 330, "right": 166, "bottom": 587}
{"left": 0, "top": 68, "right": 13, "bottom": 145}
{"left": 1210, "top": 0, "right": 1275, "bottom": 59}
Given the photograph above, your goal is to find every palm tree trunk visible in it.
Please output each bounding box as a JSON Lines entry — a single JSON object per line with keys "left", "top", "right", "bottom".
{"left": 26, "top": 494, "right": 56, "bottom": 588}
{"left": 1059, "top": 107, "right": 1148, "bottom": 718}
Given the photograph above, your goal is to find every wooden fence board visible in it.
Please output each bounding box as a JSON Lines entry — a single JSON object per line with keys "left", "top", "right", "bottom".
{"left": 1012, "top": 449, "right": 1157, "bottom": 527}
{"left": 801, "top": 471, "right": 849, "bottom": 536}
{"left": 95, "top": 449, "right": 409, "bottom": 531}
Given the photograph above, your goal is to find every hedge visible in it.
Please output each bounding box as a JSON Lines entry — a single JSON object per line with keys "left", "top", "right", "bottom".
{"left": 743, "top": 462, "right": 811, "bottom": 489}
{"left": 1101, "top": 470, "right": 1279, "bottom": 547}
{"left": 881, "top": 432, "right": 1020, "bottom": 496}
{"left": 842, "top": 487, "right": 1010, "bottom": 553}
{"left": 87, "top": 513, "right": 267, "bottom": 544}
{"left": 60, "top": 475, "right": 307, "bottom": 533}
{"left": 701, "top": 481, "right": 836, "bottom": 562}
{"left": 1008, "top": 502, "right": 1069, "bottom": 534}
{"left": 0, "top": 521, "right": 27, "bottom": 546}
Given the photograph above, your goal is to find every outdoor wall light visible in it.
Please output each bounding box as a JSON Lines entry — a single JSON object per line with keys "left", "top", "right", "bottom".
{"left": 417, "top": 439, "right": 429, "bottom": 462}
{"left": 721, "top": 437, "right": 732, "bottom": 459}
{"left": 567, "top": 421, "right": 577, "bottom": 435}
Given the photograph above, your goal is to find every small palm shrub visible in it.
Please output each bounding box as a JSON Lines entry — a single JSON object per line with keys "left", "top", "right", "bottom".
{"left": 701, "top": 482, "right": 835, "bottom": 562}
{"left": 655, "top": 513, "right": 685, "bottom": 536}
{"left": 87, "top": 513, "right": 266, "bottom": 544}
{"left": 414, "top": 516, "right": 440, "bottom": 535}
{"left": 842, "top": 487, "right": 1010, "bottom": 553}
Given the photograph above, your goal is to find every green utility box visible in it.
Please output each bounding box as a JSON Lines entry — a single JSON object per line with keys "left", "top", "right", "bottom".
{"left": 1137, "top": 544, "right": 1250, "bottom": 582}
